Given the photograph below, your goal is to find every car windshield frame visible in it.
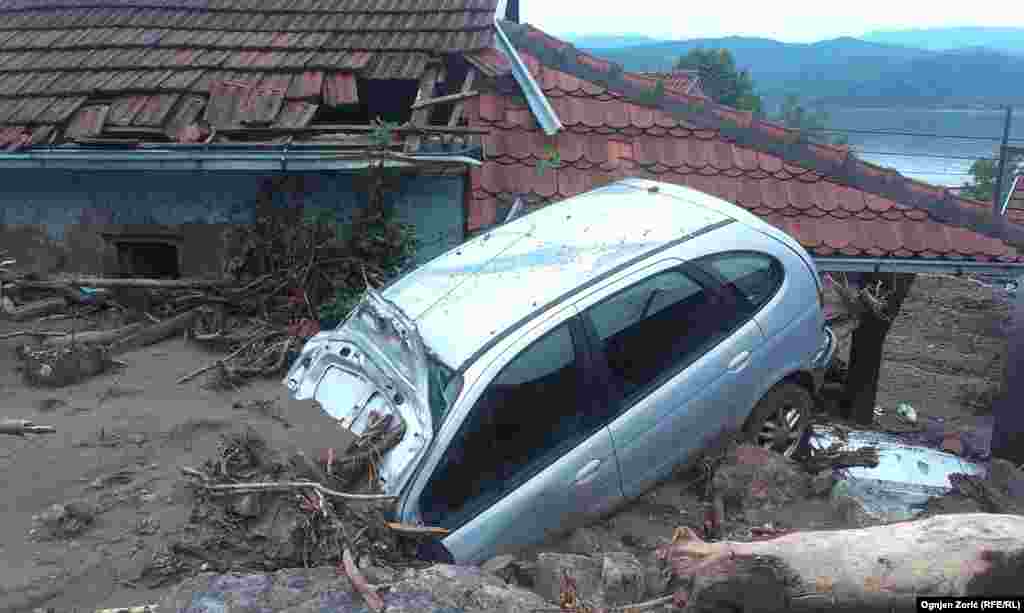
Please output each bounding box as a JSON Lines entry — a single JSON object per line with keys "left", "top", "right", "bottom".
{"left": 427, "top": 353, "right": 459, "bottom": 429}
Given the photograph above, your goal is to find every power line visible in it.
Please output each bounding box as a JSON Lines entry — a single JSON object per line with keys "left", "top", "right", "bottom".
{"left": 854, "top": 150, "right": 996, "bottom": 161}
{"left": 804, "top": 126, "right": 1024, "bottom": 143}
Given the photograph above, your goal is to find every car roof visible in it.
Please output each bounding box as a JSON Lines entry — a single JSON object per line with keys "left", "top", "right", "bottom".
{"left": 384, "top": 178, "right": 758, "bottom": 370}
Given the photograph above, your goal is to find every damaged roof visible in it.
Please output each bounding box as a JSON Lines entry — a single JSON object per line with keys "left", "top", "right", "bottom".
{"left": 0, "top": 0, "right": 501, "bottom": 147}
{"left": 463, "top": 22, "right": 1024, "bottom": 267}
{"left": 640, "top": 70, "right": 704, "bottom": 97}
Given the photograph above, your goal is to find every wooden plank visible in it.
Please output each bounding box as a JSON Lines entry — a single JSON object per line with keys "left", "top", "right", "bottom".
{"left": 216, "top": 124, "right": 491, "bottom": 136}
{"left": 406, "top": 64, "right": 440, "bottom": 152}
{"left": 410, "top": 89, "right": 479, "bottom": 111}
{"left": 448, "top": 67, "right": 477, "bottom": 128}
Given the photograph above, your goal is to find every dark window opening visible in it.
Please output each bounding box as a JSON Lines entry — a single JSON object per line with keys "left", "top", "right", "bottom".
{"left": 115, "top": 241, "right": 180, "bottom": 279}
{"left": 311, "top": 78, "right": 420, "bottom": 126}
{"left": 696, "top": 252, "right": 784, "bottom": 318}
{"left": 420, "top": 323, "right": 592, "bottom": 530}
{"left": 585, "top": 269, "right": 739, "bottom": 401}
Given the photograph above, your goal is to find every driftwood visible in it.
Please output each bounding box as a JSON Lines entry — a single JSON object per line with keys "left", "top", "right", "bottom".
{"left": 181, "top": 470, "right": 397, "bottom": 502}
{"left": 42, "top": 323, "right": 144, "bottom": 348}
{"left": 385, "top": 522, "right": 450, "bottom": 537}
{"left": 110, "top": 309, "right": 199, "bottom": 355}
{"left": 657, "top": 514, "right": 1024, "bottom": 611}
{"left": 802, "top": 446, "right": 880, "bottom": 474}
{"left": 343, "top": 548, "right": 385, "bottom": 612}
{"left": 0, "top": 419, "right": 56, "bottom": 436}
{"left": 950, "top": 473, "right": 1024, "bottom": 515}
{"left": 176, "top": 330, "right": 278, "bottom": 384}
{"left": 0, "top": 330, "right": 67, "bottom": 340}
{"left": 15, "top": 277, "right": 231, "bottom": 290}
{"left": 3, "top": 297, "right": 67, "bottom": 321}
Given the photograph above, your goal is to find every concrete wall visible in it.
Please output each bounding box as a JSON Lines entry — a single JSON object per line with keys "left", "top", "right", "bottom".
{"left": 0, "top": 169, "right": 465, "bottom": 277}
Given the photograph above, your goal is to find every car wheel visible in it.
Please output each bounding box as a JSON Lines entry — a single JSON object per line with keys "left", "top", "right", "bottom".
{"left": 742, "top": 382, "right": 812, "bottom": 458}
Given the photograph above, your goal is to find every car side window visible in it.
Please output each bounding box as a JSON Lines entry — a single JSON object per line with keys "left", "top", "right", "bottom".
{"left": 698, "top": 252, "right": 783, "bottom": 316}
{"left": 584, "top": 269, "right": 737, "bottom": 400}
{"left": 419, "top": 323, "right": 594, "bottom": 529}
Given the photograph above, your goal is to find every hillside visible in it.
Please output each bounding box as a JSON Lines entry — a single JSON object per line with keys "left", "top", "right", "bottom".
{"left": 580, "top": 36, "right": 1024, "bottom": 107}
{"left": 862, "top": 27, "right": 1024, "bottom": 55}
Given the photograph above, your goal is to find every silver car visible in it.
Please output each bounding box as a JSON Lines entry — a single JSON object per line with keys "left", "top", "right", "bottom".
{"left": 285, "top": 178, "right": 836, "bottom": 564}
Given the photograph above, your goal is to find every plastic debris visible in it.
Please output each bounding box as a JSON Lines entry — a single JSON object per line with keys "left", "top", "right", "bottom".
{"left": 896, "top": 403, "right": 917, "bottom": 424}
{"left": 809, "top": 425, "right": 986, "bottom": 522}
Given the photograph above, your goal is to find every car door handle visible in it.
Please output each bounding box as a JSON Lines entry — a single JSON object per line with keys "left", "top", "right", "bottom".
{"left": 728, "top": 351, "right": 751, "bottom": 372}
{"left": 573, "top": 459, "right": 602, "bottom": 486}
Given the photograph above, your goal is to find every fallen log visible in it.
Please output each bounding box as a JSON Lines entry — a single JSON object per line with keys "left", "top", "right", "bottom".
{"left": 179, "top": 470, "right": 397, "bottom": 502}
{"left": 42, "top": 323, "right": 144, "bottom": 348}
{"left": 0, "top": 330, "right": 67, "bottom": 340}
{"left": 110, "top": 309, "right": 198, "bottom": 355}
{"left": 656, "top": 514, "right": 1024, "bottom": 612}
{"left": 15, "top": 277, "right": 231, "bottom": 290}
{"left": 0, "top": 419, "right": 56, "bottom": 436}
{"left": 3, "top": 297, "right": 67, "bottom": 322}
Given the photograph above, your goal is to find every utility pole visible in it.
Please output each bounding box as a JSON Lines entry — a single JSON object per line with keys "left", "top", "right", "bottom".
{"left": 993, "top": 106, "right": 1013, "bottom": 217}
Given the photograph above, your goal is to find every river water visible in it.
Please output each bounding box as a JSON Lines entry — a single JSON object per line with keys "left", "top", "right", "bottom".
{"left": 824, "top": 107, "right": 1024, "bottom": 188}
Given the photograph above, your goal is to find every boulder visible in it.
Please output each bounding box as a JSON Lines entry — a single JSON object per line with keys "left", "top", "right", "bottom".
{"left": 712, "top": 445, "right": 811, "bottom": 516}
{"left": 601, "top": 552, "right": 647, "bottom": 607}
{"left": 158, "top": 565, "right": 550, "bottom": 613}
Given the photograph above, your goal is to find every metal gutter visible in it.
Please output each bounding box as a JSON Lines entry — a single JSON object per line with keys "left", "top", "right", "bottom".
{"left": 0, "top": 146, "right": 482, "bottom": 171}
{"left": 493, "top": 20, "right": 562, "bottom": 136}
{"left": 815, "top": 256, "right": 1024, "bottom": 276}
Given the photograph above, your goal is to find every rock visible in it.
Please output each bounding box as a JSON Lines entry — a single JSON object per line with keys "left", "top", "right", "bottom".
{"left": 482, "top": 554, "right": 519, "bottom": 583}
{"left": 809, "top": 471, "right": 836, "bottom": 497}
{"left": 157, "top": 565, "right": 549, "bottom": 613}
{"left": 535, "top": 553, "right": 602, "bottom": 606}
{"left": 989, "top": 458, "right": 1024, "bottom": 500}
{"left": 712, "top": 445, "right": 811, "bottom": 515}
{"left": 32, "top": 502, "right": 97, "bottom": 539}
{"left": 601, "top": 552, "right": 646, "bottom": 607}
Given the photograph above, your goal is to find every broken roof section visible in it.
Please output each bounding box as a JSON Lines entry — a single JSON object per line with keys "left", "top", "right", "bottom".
{"left": 463, "top": 22, "right": 1024, "bottom": 270}
{"left": 0, "top": 0, "right": 554, "bottom": 156}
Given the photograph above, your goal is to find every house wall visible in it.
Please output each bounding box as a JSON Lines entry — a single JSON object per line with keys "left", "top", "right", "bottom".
{"left": 0, "top": 169, "right": 465, "bottom": 277}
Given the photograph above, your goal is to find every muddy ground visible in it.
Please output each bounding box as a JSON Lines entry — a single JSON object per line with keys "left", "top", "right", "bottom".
{"left": 0, "top": 274, "right": 1014, "bottom": 611}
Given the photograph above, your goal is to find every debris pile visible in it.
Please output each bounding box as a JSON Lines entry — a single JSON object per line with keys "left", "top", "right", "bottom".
{"left": 143, "top": 422, "right": 436, "bottom": 602}
{"left": 0, "top": 174, "right": 418, "bottom": 389}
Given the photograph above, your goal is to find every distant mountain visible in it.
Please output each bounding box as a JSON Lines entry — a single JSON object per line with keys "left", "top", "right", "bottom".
{"left": 580, "top": 36, "right": 1024, "bottom": 107}
{"left": 562, "top": 34, "right": 667, "bottom": 49}
{"left": 862, "top": 27, "right": 1024, "bottom": 55}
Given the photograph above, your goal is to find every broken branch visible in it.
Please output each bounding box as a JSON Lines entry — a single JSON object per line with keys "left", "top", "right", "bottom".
{"left": 385, "top": 522, "right": 450, "bottom": 537}
{"left": 177, "top": 330, "right": 279, "bottom": 384}
{"left": 0, "top": 419, "right": 56, "bottom": 436}
{"left": 342, "top": 548, "right": 385, "bottom": 612}
{"left": 183, "top": 476, "right": 397, "bottom": 502}
{"left": 0, "top": 330, "right": 68, "bottom": 340}
{"left": 802, "top": 446, "right": 880, "bottom": 474}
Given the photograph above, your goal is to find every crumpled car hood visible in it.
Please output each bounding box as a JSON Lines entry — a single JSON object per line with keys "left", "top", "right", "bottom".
{"left": 284, "top": 289, "right": 433, "bottom": 497}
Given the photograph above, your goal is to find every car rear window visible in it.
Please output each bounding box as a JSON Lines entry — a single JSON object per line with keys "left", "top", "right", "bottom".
{"left": 699, "top": 252, "right": 783, "bottom": 313}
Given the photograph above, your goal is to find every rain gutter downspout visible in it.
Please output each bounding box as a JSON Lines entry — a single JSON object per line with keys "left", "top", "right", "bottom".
{"left": 493, "top": 19, "right": 562, "bottom": 136}
{"left": 815, "top": 256, "right": 1024, "bottom": 276}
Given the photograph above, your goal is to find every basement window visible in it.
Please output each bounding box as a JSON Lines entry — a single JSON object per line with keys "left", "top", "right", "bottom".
{"left": 114, "top": 240, "right": 181, "bottom": 279}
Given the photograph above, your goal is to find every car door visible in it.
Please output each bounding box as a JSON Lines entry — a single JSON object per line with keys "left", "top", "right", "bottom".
{"left": 402, "top": 312, "right": 624, "bottom": 565}
{"left": 576, "top": 260, "right": 767, "bottom": 500}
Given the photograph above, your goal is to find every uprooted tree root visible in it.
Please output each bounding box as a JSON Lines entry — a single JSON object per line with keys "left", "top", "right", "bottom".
{"left": 827, "top": 273, "right": 891, "bottom": 322}
{"left": 143, "top": 418, "right": 429, "bottom": 589}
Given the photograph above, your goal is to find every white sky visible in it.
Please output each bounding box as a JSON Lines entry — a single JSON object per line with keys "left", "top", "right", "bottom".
{"left": 520, "top": 0, "right": 1024, "bottom": 43}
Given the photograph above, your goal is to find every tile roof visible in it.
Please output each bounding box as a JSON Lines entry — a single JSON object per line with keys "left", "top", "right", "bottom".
{"left": 463, "top": 22, "right": 1024, "bottom": 264}
{"left": 0, "top": 0, "right": 499, "bottom": 145}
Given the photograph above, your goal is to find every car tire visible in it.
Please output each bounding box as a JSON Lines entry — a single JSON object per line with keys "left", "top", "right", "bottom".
{"left": 742, "top": 382, "right": 813, "bottom": 458}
